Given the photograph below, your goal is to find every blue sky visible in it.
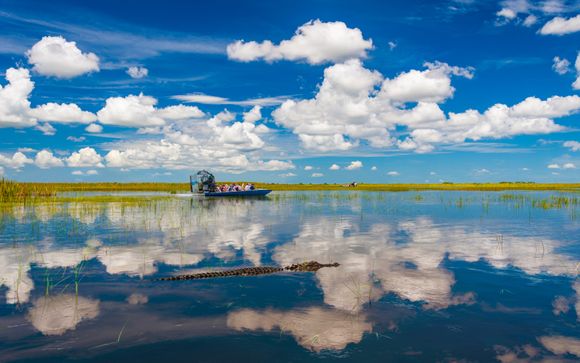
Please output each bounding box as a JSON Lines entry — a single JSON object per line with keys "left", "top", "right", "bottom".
{"left": 0, "top": 0, "right": 579, "bottom": 183}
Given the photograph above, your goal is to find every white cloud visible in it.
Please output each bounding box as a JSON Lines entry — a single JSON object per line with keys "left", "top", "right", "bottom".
{"left": 312, "top": 173, "right": 324, "bottom": 177}
{"left": 371, "top": 166, "right": 377, "bottom": 171}
{"left": 329, "top": 164, "right": 340, "bottom": 170}
{"left": 548, "top": 163, "right": 560, "bottom": 169}
{"left": 97, "top": 94, "right": 208, "bottom": 128}
{"left": 0, "top": 68, "right": 36, "bottom": 128}
{"left": 172, "top": 93, "right": 289, "bottom": 106}
{"left": 304, "top": 165, "right": 313, "bottom": 171}
{"left": 380, "top": 61, "right": 473, "bottom": 103}
{"left": 243, "top": 106, "right": 262, "bottom": 123}
{"left": 85, "top": 123, "right": 103, "bottom": 133}
{"left": 475, "top": 168, "right": 490, "bottom": 174}
{"left": 540, "top": 14, "right": 580, "bottom": 35}
{"left": 227, "top": 20, "right": 373, "bottom": 65}
{"left": 523, "top": 14, "right": 538, "bottom": 26}
{"left": 388, "top": 41, "right": 397, "bottom": 50}
{"left": 0, "top": 67, "right": 96, "bottom": 130}
{"left": 430, "top": 171, "right": 437, "bottom": 175}
{"left": 552, "top": 56, "right": 570, "bottom": 75}
{"left": 26, "top": 36, "right": 99, "bottom": 78}
{"left": 254, "top": 160, "right": 295, "bottom": 171}
{"left": 0, "top": 151, "right": 33, "bottom": 169}
{"left": 97, "top": 93, "right": 164, "bottom": 127}
{"left": 67, "top": 136, "right": 85, "bottom": 142}
{"left": 34, "top": 150, "right": 64, "bottom": 169}
{"left": 497, "top": 8, "right": 517, "bottom": 20}
{"left": 71, "top": 169, "right": 98, "bottom": 176}
{"left": 155, "top": 104, "right": 205, "bottom": 120}
{"left": 387, "top": 171, "right": 399, "bottom": 176}
{"left": 573, "top": 53, "right": 580, "bottom": 90}
{"left": 273, "top": 58, "right": 573, "bottom": 153}
{"left": 563, "top": 140, "right": 580, "bottom": 151}
{"left": 66, "top": 147, "right": 104, "bottom": 168}
{"left": 345, "top": 160, "right": 363, "bottom": 170}
{"left": 279, "top": 172, "right": 296, "bottom": 177}
{"left": 35, "top": 122, "right": 56, "bottom": 135}
{"left": 101, "top": 109, "right": 292, "bottom": 173}
{"left": 30, "top": 102, "right": 97, "bottom": 124}
{"left": 126, "top": 66, "right": 148, "bottom": 79}
{"left": 563, "top": 162, "right": 576, "bottom": 169}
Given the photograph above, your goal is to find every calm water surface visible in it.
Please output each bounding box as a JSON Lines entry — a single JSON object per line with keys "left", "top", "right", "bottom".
{"left": 0, "top": 191, "right": 578, "bottom": 362}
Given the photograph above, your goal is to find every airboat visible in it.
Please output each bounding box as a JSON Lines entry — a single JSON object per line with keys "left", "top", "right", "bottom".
{"left": 190, "top": 170, "right": 271, "bottom": 197}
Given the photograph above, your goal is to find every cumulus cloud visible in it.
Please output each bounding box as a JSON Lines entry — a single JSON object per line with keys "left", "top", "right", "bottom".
{"left": 552, "top": 56, "right": 570, "bottom": 74}
{"left": 273, "top": 58, "right": 573, "bottom": 153}
{"left": 26, "top": 36, "right": 99, "bottom": 78}
{"left": 540, "top": 14, "right": 580, "bottom": 35}
{"left": 97, "top": 94, "right": 164, "bottom": 127}
{"left": 227, "top": 20, "right": 373, "bottom": 64}
{"left": 381, "top": 61, "right": 473, "bottom": 103}
{"left": 304, "top": 165, "right": 313, "bottom": 170}
{"left": 34, "top": 150, "right": 64, "bottom": 169}
{"left": 497, "top": 8, "right": 517, "bottom": 20}
{"left": 0, "top": 151, "right": 33, "bottom": 169}
{"left": 97, "top": 94, "right": 206, "bottom": 127}
{"left": 0, "top": 67, "right": 97, "bottom": 130}
{"left": 156, "top": 104, "right": 205, "bottom": 120}
{"left": 30, "top": 102, "right": 97, "bottom": 124}
{"left": 85, "top": 123, "right": 103, "bottom": 133}
{"left": 243, "top": 106, "right": 262, "bottom": 123}
{"left": 0, "top": 68, "right": 36, "bottom": 128}
{"left": 126, "top": 66, "right": 148, "bottom": 79}
{"left": 523, "top": 14, "right": 538, "bottom": 26}
{"left": 573, "top": 53, "right": 580, "bottom": 90}
{"left": 345, "top": 160, "right": 363, "bottom": 170}
{"left": 329, "top": 164, "right": 340, "bottom": 170}
{"left": 66, "top": 147, "right": 104, "bottom": 168}
{"left": 387, "top": 171, "right": 399, "bottom": 176}
{"left": 101, "top": 109, "right": 293, "bottom": 173}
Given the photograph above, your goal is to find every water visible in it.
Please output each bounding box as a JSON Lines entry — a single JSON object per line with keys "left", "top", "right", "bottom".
{"left": 0, "top": 191, "right": 578, "bottom": 362}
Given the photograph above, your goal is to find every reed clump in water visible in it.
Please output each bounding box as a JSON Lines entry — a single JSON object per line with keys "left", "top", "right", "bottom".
{"left": 0, "top": 179, "right": 56, "bottom": 203}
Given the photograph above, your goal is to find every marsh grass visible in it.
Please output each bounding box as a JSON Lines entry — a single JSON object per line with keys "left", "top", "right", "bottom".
{"left": 0, "top": 179, "right": 56, "bottom": 203}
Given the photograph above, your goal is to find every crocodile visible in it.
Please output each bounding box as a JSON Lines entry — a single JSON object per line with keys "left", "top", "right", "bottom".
{"left": 155, "top": 261, "right": 339, "bottom": 281}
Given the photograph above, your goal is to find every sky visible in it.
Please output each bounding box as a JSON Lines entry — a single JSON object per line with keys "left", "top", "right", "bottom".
{"left": 0, "top": 0, "right": 579, "bottom": 183}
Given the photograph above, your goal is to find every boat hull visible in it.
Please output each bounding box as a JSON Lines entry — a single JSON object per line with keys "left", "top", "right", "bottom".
{"left": 204, "top": 189, "right": 272, "bottom": 197}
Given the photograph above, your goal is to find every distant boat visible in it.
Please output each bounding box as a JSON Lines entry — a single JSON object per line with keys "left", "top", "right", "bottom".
{"left": 191, "top": 170, "right": 271, "bottom": 197}
{"left": 204, "top": 189, "right": 271, "bottom": 197}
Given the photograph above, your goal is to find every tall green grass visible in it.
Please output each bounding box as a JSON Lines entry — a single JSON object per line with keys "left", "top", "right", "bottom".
{"left": 0, "top": 179, "right": 56, "bottom": 203}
